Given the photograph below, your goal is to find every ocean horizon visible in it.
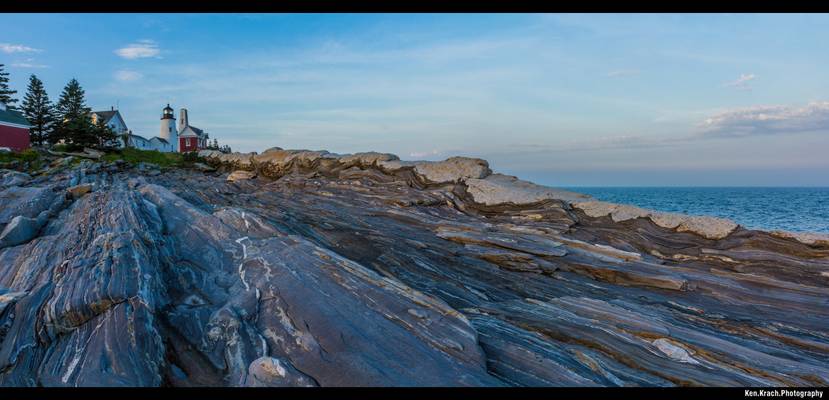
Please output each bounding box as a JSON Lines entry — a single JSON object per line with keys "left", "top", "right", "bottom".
{"left": 565, "top": 186, "right": 829, "bottom": 234}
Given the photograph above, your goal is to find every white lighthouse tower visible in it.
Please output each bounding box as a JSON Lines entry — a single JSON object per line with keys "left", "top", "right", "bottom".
{"left": 159, "top": 104, "right": 178, "bottom": 152}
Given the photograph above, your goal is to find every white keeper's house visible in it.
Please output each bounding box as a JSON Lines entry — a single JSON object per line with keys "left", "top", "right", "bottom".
{"left": 91, "top": 107, "right": 172, "bottom": 152}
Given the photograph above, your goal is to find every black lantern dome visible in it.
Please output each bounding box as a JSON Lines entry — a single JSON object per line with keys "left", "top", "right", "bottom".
{"left": 161, "top": 104, "right": 175, "bottom": 120}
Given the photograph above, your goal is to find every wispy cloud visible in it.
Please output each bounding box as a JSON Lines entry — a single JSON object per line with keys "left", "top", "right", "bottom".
{"left": 606, "top": 69, "right": 640, "bottom": 78}
{"left": 699, "top": 102, "right": 829, "bottom": 137}
{"left": 115, "top": 40, "right": 160, "bottom": 59}
{"left": 723, "top": 73, "right": 756, "bottom": 91}
{"left": 0, "top": 43, "right": 42, "bottom": 54}
{"left": 11, "top": 58, "right": 48, "bottom": 68}
{"left": 114, "top": 69, "right": 143, "bottom": 81}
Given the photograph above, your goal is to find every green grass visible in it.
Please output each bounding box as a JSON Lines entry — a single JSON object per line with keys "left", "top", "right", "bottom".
{"left": 0, "top": 149, "right": 44, "bottom": 171}
{"left": 102, "top": 147, "right": 203, "bottom": 168}
{"left": 2, "top": 147, "right": 205, "bottom": 172}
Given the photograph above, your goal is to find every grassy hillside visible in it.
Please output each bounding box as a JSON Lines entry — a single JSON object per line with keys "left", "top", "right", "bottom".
{"left": 103, "top": 148, "right": 203, "bottom": 168}
{"left": 2, "top": 147, "right": 204, "bottom": 173}
{"left": 0, "top": 149, "right": 44, "bottom": 171}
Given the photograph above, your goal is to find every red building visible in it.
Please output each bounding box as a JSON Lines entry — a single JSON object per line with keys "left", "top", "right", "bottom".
{"left": 0, "top": 103, "right": 31, "bottom": 152}
{"left": 176, "top": 108, "right": 209, "bottom": 153}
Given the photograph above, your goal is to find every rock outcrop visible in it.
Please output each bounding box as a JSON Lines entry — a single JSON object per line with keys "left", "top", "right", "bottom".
{"left": 0, "top": 149, "right": 827, "bottom": 387}
{"left": 227, "top": 170, "right": 256, "bottom": 182}
{"left": 572, "top": 201, "right": 739, "bottom": 240}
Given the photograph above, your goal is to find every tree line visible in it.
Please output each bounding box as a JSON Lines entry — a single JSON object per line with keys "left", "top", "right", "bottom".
{"left": 2, "top": 63, "right": 234, "bottom": 153}
{"left": 1, "top": 63, "right": 118, "bottom": 149}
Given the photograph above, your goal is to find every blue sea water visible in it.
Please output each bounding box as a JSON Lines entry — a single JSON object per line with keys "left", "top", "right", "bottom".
{"left": 566, "top": 187, "right": 829, "bottom": 233}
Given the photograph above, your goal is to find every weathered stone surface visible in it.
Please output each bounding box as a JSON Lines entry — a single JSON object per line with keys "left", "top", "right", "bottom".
{"left": 411, "top": 156, "right": 491, "bottom": 184}
{"left": 0, "top": 170, "right": 30, "bottom": 188}
{"left": 674, "top": 215, "right": 739, "bottom": 240}
{"left": 770, "top": 230, "right": 829, "bottom": 246}
{"left": 192, "top": 162, "right": 215, "bottom": 172}
{"left": 66, "top": 183, "right": 93, "bottom": 198}
{"left": 574, "top": 201, "right": 739, "bottom": 240}
{"left": 244, "top": 357, "right": 317, "bottom": 387}
{"left": 648, "top": 211, "right": 685, "bottom": 229}
{"left": 573, "top": 200, "right": 618, "bottom": 218}
{"left": 0, "top": 186, "right": 57, "bottom": 225}
{"left": 0, "top": 149, "right": 827, "bottom": 388}
{"left": 0, "top": 216, "right": 42, "bottom": 248}
{"left": 338, "top": 151, "right": 399, "bottom": 166}
{"left": 227, "top": 170, "right": 256, "bottom": 182}
{"left": 466, "top": 174, "right": 591, "bottom": 206}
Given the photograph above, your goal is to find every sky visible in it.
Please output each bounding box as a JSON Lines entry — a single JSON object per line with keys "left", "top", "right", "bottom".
{"left": 1, "top": 13, "right": 828, "bottom": 186}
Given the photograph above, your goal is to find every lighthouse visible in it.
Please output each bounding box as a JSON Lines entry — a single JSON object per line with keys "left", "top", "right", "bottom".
{"left": 159, "top": 104, "right": 178, "bottom": 152}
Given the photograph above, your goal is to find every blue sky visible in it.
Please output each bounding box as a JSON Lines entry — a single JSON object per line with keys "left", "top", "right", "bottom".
{"left": 2, "top": 13, "right": 829, "bottom": 186}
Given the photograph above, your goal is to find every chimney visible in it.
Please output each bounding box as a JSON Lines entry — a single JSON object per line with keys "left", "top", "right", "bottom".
{"left": 111, "top": 106, "right": 114, "bottom": 111}
{"left": 179, "top": 108, "right": 189, "bottom": 131}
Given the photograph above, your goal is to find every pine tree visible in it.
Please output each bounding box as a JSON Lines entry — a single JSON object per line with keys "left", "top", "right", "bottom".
{"left": 0, "top": 64, "right": 19, "bottom": 108}
{"left": 92, "top": 118, "right": 117, "bottom": 148}
{"left": 21, "top": 74, "right": 55, "bottom": 146}
{"left": 52, "top": 78, "right": 93, "bottom": 147}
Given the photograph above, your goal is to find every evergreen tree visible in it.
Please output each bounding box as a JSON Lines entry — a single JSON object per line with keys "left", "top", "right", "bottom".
{"left": 52, "top": 78, "right": 93, "bottom": 146}
{"left": 20, "top": 74, "right": 55, "bottom": 146}
{"left": 0, "top": 64, "right": 19, "bottom": 108}
{"left": 92, "top": 118, "right": 117, "bottom": 148}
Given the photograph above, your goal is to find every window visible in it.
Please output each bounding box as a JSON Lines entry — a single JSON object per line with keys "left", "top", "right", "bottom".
{"left": 169, "top": 127, "right": 172, "bottom": 133}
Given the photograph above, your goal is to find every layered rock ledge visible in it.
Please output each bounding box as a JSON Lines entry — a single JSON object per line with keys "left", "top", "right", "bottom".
{"left": 0, "top": 149, "right": 827, "bottom": 387}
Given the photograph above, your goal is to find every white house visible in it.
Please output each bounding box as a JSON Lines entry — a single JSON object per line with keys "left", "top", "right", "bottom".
{"left": 90, "top": 108, "right": 128, "bottom": 134}
{"left": 92, "top": 106, "right": 176, "bottom": 152}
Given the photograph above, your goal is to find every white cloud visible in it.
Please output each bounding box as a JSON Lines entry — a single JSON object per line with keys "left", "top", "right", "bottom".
{"left": 11, "top": 58, "right": 48, "bottom": 68}
{"left": 699, "top": 101, "right": 829, "bottom": 137}
{"left": 724, "top": 73, "right": 756, "bottom": 90}
{"left": 114, "top": 69, "right": 143, "bottom": 81}
{"left": 115, "top": 40, "right": 160, "bottom": 59}
{"left": 0, "top": 43, "right": 42, "bottom": 54}
{"left": 606, "top": 69, "right": 640, "bottom": 78}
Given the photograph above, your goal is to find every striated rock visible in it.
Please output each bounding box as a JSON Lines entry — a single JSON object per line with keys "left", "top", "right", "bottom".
{"left": 135, "top": 162, "right": 162, "bottom": 177}
{"left": 651, "top": 338, "right": 700, "bottom": 365}
{"left": 67, "top": 183, "right": 93, "bottom": 198}
{"left": 192, "top": 162, "right": 215, "bottom": 172}
{"left": 338, "top": 151, "right": 399, "bottom": 166}
{"left": 648, "top": 211, "right": 685, "bottom": 229}
{"left": 574, "top": 201, "right": 738, "bottom": 240}
{"left": 769, "top": 231, "right": 829, "bottom": 246}
{"left": 244, "top": 357, "right": 317, "bottom": 387}
{"left": 466, "top": 174, "right": 590, "bottom": 206}
{"left": 200, "top": 150, "right": 258, "bottom": 171}
{"left": 0, "top": 216, "right": 42, "bottom": 248}
{"left": 227, "top": 170, "right": 256, "bottom": 182}
{"left": 410, "top": 156, "right": 491, "bottom": 184}
{"left": 0, "top": 186, "right": 57, "bottom": 225}
{"left": 1, "top": 149, "right": 827, "bottom": 388}
{"left": 0, "top": 170, "right": 31, "bottom": 188}
{"left": 675, "top": 215, "right": 739, "bottom": 240}
{"left": 46, "top": 147, "right": 103, "bottom": 160}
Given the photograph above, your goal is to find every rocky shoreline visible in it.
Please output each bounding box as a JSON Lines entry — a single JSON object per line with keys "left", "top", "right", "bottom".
{"left": 197, "top": 147, "right": 827, "bottom": 244}
{"left": 0, "top": 148, "right": 827, "bottom": 386}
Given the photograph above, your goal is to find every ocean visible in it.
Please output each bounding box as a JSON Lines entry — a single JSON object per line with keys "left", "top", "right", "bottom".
{"left": 566, "top": 187, "right": 829, "bottom": 234}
